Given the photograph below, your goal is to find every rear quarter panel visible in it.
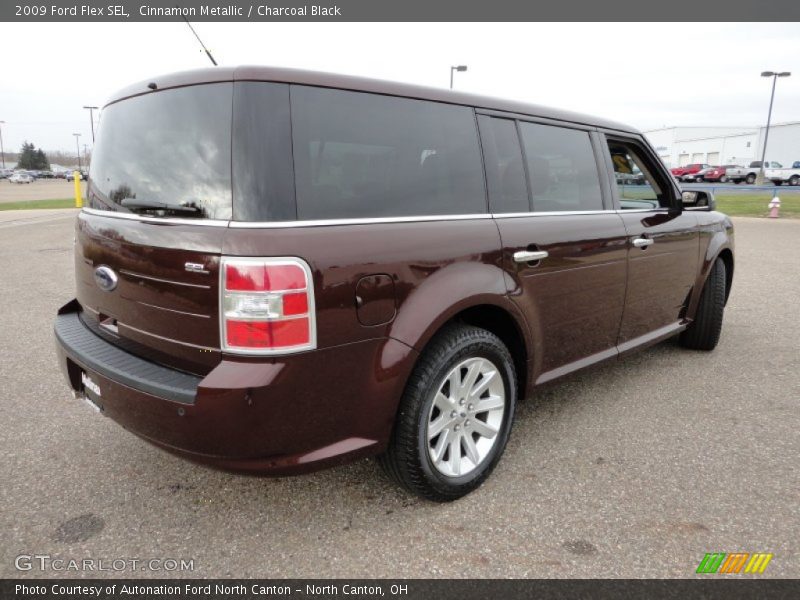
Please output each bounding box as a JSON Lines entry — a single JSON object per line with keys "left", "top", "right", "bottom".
{"left": 221, "top": 219, "right": 513, "bottom": 351}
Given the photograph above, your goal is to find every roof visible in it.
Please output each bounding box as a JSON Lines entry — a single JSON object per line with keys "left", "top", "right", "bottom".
{"left": 106, "top": 65, "right": 638, "bottom": 134}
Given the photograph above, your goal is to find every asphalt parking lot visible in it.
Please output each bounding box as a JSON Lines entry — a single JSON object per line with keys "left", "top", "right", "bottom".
{"left": 0, "top": 180, "right": 78, "bottom": 203}
{"left": 0, "top": 210, "right": 797, "bottom": 579}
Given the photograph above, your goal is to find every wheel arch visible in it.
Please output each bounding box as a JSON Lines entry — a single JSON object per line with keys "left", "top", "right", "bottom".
{"left": 390, "top": 293, "right": 532, "bottom": 402}
{"left": 717, "top": 248, "right": 734, "bottom": 305}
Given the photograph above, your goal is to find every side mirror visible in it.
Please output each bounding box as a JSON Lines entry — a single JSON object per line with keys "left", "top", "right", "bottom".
{"left": 681, "top": 189, "right": 716, "bottom": 211}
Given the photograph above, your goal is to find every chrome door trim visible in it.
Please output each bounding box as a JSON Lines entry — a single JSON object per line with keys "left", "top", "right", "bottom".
{"left": 229, "top": 213, "right": 493, "bottom": 228}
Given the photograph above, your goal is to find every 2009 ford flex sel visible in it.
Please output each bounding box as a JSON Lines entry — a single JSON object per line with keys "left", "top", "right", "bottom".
{"left": 54, "top": 66, "right": 734, "bottom": 501}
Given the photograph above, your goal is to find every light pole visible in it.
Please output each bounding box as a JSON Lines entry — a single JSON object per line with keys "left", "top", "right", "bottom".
{"left": 83, "top": 106, "right": 99, "bottom": 142}
{"left": 757, "top": 71, "right": 791, "bottom": 184}
{"left": 450, "top": 65, "right": 468, "bottom": 89}
{"left": 73, "top": 133, "right": 82, "bottom": 171}
{"left": 0, "top": 121, "right": 5, "bottom": 170}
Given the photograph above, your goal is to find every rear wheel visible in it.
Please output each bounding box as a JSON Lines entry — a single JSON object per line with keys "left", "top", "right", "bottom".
{"left": 680, "top": 258, "right": 726, "bottom": 351}
{"left": 745, "top": 173, "right": 756, "bottom": 185}
{"left": 720, "top": 175, "right": 728, "bottom": 183}
{"left": 378, "top": 324, "right": 516, "bottom": 501}
{"left": 790, "top": 175, "right": 799, "bottom": 187}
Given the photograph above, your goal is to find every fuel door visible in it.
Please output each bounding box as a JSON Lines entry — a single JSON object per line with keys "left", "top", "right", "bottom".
{"left": 355, "top": 274, "right": 396, "bottom": 326}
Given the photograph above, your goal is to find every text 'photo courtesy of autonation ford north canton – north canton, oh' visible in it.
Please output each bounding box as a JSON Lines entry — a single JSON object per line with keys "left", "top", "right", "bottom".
{"left": 0, "top": 1, "right": 799, "bottom": 598}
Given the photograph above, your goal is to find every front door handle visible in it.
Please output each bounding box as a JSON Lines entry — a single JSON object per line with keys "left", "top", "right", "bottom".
{"left": 632, "top": 237, "right": 654, "bottom": 249}
{"left": 513, "top": 250, "right": 549, "bottom": 263}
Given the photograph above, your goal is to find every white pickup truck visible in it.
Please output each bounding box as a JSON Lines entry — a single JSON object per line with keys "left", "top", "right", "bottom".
{"left": 726, "top": 161, "right": 783, "bottom": 185}
{"left": 765, "top": 161, "right": 800, "bottom": 186}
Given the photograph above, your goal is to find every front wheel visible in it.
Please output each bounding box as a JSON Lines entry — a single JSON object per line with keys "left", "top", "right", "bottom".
{"left": 680, "top": 258, "right": 727, "bottom": 351}
{"left": 720, "top": 175, "right": 728, "bottom": 183}
{"left": 378, "top": 324, "right": 517, "bottom": 501}
{"left": 695, "top": 176, "right": 704, "bottom": 183}
{"left": 789, "top": 175, "right": 799, "bottom": 187}
{"left": 745, "top": 173, "right": 756, "bottom": 185}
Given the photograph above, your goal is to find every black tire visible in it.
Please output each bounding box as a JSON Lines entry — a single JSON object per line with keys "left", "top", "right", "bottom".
{"left": 720, "top": 175, "right": 728, "bottom": 183}
{"left": 790, "top": 176, "right": 799, "bottom": 187}
{"left": 695, "top": 176, "right": 704, "bottom": 183}
{"left": 680, "top": 258, "right": 727, "bottom": 351}
{"left": 745, "top": 173, "right": 756, "bottom": 185}
{"left": 378, "top": 323, "right": 517, "bottom": 502}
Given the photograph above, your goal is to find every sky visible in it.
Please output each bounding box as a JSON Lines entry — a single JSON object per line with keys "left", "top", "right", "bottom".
{"left": 0, "top": 22, "right": 798, "bottom": 153}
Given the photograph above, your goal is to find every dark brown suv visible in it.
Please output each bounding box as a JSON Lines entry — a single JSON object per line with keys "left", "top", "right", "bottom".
{"left": 54, "top": 66, "right": 734, "bottom": 501}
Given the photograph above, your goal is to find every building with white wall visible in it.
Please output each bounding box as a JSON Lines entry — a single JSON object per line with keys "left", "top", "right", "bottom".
{"left": 644, "top": 122, "right": 800, "bottom": 168}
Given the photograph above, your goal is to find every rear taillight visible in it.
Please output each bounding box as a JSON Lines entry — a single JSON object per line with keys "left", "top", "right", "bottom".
{"left": 220, "top": 257, "right": 316, "bottom": 355}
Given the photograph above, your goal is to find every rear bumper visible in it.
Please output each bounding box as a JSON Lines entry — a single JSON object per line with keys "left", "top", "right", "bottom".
{"left": 54, "top": 301, "right": 417, "bottom": 475}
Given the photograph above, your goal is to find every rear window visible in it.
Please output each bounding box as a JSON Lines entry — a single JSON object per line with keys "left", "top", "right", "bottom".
{"left": 89, "top": 83, "right": 233, "bottom": 220}
{"left": 290, "top": 86, "right": 486, "bottom": 220}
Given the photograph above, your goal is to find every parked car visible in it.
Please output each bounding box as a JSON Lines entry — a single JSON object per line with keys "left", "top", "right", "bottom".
{"left": 765, "top": 162, "right": 800, "bottom": 186}
{"left": 615, "top": 167, "right": 646, "bottom": 185}
{"left": 54, "top": 67, "right": 735, "bottom": 501}
{"left": 727, "top": 161, "right": 783, "bottom": 185}
{"left": 0, "top": 168, "right": 13, "bottom": 179}
{"left": 691, "top": 166, "right": 717, "bottom": 183}
{"left": 9, "top": 172, "right": 34, "bottom": 184}
{"left": 65, "top": 171, "right": 86, "bottom": 182}
{"left": 670, "top": 163, "right": 711, "bottom": 181}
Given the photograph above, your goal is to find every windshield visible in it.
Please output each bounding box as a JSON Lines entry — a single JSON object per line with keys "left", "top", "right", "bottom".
{"left": 88, "top": 83, "right": 233, "bottom": 219}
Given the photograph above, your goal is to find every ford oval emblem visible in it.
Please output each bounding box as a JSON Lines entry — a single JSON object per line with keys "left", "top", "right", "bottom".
{"left": 94, "top": 266, "right": 118, "bottom": 292}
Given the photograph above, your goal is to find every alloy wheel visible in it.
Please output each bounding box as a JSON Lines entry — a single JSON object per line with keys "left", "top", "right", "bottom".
{"left": 426, "top": 357, "right": 506, "bottom": 477}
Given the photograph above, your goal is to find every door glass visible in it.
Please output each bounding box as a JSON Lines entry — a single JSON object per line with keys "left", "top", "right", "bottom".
{"left": 518, "top": 122, "right": 603, "bottom": 212}
{"left": 608, "top": 142, "right": 671, "bottom": 209}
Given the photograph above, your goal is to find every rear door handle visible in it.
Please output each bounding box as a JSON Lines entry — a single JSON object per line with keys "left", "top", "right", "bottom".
{"left": 513, "top": 250, "right": 549, "bottom": 263}
{"left": 632, "top": 238, "right": 654, "bottom": 249}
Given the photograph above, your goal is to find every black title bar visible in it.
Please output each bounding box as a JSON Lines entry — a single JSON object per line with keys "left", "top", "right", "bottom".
{"left": 3, "top": 0, "right": 800, "bottom": 22}
{"left": 3, "top": 579, "right": 800, "bottom": 600}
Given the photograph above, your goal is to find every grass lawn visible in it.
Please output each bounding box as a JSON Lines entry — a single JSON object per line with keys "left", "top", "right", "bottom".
{"left": 715, "top": 193, "right": 800, "bottom": 218}
{"left": 0, "top": 198, "right": 77, "bottom": 210}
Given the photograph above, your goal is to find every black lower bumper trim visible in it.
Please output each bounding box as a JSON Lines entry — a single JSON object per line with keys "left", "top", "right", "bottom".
{"left": 54, "top": 310, "right": 200, "bottom": 404}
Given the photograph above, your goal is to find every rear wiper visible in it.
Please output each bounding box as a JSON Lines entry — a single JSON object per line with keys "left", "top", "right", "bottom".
{"left": 120, "top": 198, "right": 202, "bottom": 214}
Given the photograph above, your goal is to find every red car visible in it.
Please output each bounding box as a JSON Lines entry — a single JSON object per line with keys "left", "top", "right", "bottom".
{"left": 670, "top": 163, "right": 711, "bottom": 181}
{"left": 698, "top": 165, "right": 738, "bottom": 183}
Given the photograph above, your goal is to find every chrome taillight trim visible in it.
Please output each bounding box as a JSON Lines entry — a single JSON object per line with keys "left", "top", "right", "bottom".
{"left": 219, "top": 256, "right": 317, "bottom": 356}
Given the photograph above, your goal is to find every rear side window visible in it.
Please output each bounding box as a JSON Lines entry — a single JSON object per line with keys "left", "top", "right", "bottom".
{"left": 518, "top": 122, "right": 602, "bottom": 212}
{"left": 478, "top": 116, "right": 529, "bottom": 213}
{"left": 89, "top": 83, "right": 232, "bottom": 220}
{"left": 291, "top": 86, "right": 486, "bottom": 220}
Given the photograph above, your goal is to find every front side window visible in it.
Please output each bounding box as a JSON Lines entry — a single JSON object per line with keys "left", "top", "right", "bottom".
{"left": 518, "top": 122, "right": 603, "bottom": 212}
{"left": 291, "top": 86, "right": 486, "bottom": 220}
{"left": 607, "top": 140, "right": 672, "bottom": 209}
{"left": 89, "top": 83, "right": 233, "bottom": 220}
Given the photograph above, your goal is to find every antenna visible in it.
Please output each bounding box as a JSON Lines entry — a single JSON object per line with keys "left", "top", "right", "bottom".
{"left": 179, "top": 9, "right": 218, "bottom": 66}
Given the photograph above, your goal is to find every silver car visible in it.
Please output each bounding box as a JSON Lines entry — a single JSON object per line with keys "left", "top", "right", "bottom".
{"left": 9, "top": 172, "right": 34, "bottom": 184}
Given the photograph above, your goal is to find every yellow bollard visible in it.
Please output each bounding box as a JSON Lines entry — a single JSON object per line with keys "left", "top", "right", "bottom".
{"left": 73, "top": 171, "right": 82, "bottom": 208}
